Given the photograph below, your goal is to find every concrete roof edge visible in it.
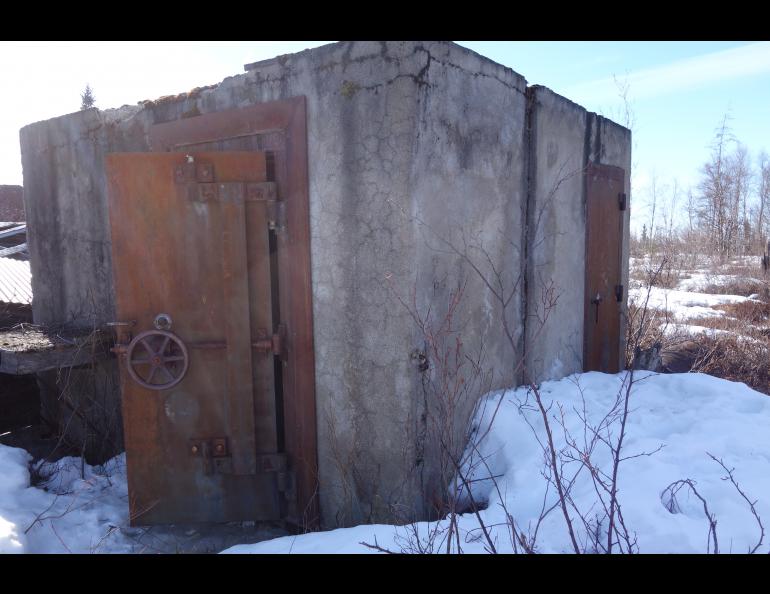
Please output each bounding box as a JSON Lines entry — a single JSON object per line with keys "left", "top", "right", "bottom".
{"left": 19, "top": 104, "right": 144, "bottom": 138}
{"left": 591, "top": 112, "right": 632, "bottom": 137}
{"left": 528, "top": 83, "right": 631, "bottom": 134}
{"left": 243, "top": 41, "right": 344, "bottom": 72}
{"left": 440, "top": 41, "right": 528, "bottom": 88}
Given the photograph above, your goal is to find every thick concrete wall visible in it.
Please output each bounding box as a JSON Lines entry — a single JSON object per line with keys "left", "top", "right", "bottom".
{"left": 19, "top": 41, "right": 629, "bottom": 527}
{"left": 20, "top": 106, "right": 149, "bottom": 326}
{"left": 525, "top": 87, "right": 588, "bottom": 382}
{"left": 524, "top": 87, "right": 632, "bottom": 383}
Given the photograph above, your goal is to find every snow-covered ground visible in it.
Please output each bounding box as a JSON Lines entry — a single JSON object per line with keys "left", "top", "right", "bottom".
{"left": 676, "top": 272, "right": 764, "bottom": 293}
{"left": 2, "top": 371, "right": 768, "bottom": 554}
{"left": 627, "top": 255, "right": 770, "bottom": 380}
{"left": 229, "top": 372, "right": 770, "bottom": 554}
{"left": 630, "top": 285, "right": 752, "bottom": 320}
{"left": 0, "top": 450, "right": 284, "bottom": 553}
{"left": 0, "top": 453, "right": 132, "bottom": 553}
{"left": 628, "top": 255, "right": 768, "bottom": 332}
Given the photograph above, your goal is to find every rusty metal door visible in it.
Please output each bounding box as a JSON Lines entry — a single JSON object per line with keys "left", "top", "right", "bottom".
{"left": 106, "top": 151, "right": 288, "bottom": 525}
{"left": 584, "top": 162, "right": 626, "bottom": 373}
{"left": 147, "top": 97, "right": 319, "bottom": 528}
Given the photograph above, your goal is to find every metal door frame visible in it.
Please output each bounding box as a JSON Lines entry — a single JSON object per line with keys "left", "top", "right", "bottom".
{"left": 149, "top": 97, "right": 318, "bottom": 528}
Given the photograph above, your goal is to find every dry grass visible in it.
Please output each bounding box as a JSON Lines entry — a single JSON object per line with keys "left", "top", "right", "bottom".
{"left": 628, "top": 262, "right": 770, "bottom": 396}
{"left": 715, "top": 300, "right": 770, "bottom": 324}
{"left": 691, "top": 335, "right": 770, "bottom": 396}
{"left": 630, "top": 265, "right": 683, "bottom": 290}
{"left": 701, "top": 279, "right": 769, "bottom": 298}
{"left": 625, "top": 301, "right": 672, "bottom": 368}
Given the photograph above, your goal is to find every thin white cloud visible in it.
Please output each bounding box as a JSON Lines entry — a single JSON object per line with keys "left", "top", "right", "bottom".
{"left": 564, "top": 42, "right": 770, "bottom": 104}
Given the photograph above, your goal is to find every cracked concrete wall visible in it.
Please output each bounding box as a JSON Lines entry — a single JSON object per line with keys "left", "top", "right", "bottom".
{"left": 19, "top": 40, "right": 629, "bottom": 528}
{"left": 20, "top": 105, "right": 151, "bottom": 326}
{"left": 524, "top": 86, "right": 632, "bottom": 383}
{"left": 525, "top": 87, "right": 588, "bottom": 382}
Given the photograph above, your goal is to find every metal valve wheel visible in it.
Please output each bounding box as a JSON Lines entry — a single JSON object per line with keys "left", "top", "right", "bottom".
{"left": 126, "top": 330, "right": 189, "bottom": 391}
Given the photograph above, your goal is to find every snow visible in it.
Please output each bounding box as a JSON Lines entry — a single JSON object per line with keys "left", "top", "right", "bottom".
{"left": 3, "top": 372, "right": 770, "bottom": 554}
{"left": 0, "top": 452, "right": 132, "bottom": 553}
{"left": 676, "top": 272, "right": 763, "bottom": 293}
{"left": 661, "top": 324, "right": 767, "bottom": 348}
{"left": 663, "top": 323, "right": 730, "bottom": 338}
{"left": 0, "top": 450, "right": 281, "bottom": 553}
{"left": 223, "top": 372, "right": 770, "bottom": 554}
{"left": 629, "top": 286, "right": 752, "bottom": 320}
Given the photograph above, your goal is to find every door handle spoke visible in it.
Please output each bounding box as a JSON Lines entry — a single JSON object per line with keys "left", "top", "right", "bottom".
{"left": 140, "top": 337, "right": 156, "bottom": 356}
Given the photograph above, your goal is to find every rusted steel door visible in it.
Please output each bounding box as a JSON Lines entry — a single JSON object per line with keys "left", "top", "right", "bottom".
{"left": 584, "top": 162, "right": 626, "bottom": 373}
{"left": 107, "top": 151, "right": 287, "bottom": 525}
{"left": 147, "top": 97, "right": 319, "bottom": 528}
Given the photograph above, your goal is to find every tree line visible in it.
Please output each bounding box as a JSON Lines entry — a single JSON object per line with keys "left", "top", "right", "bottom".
{"left": 632, "top": 115, "right": 770, "bottom": 262}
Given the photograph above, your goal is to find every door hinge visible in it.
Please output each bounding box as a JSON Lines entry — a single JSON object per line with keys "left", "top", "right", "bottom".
{"left": 615, "top": 284, "right": 624, "bottom": 302}
{"left": 618, "top": 192, "right": 627, "bottom": 211}
{"left": 253, "top": 323, "right": 286, "bottom": 358}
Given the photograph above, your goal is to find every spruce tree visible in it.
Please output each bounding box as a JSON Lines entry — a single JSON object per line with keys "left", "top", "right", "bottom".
{"left": 80, "top": 84, "right": 96, "bottom": 110}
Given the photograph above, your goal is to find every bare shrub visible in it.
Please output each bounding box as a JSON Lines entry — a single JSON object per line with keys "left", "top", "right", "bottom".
{"left": 689, "top": 334, "right": 770, "bottom": 396}
{"left": 716, "top": 299, "right": 770, "bottom": 324}
{"left": 701, "top": 279, "right": 768, "bottom": 297}
{"left": 625, "top": 259, "right": 673, "bottom": 369}
{"left": 662, "top": 453, "right": 765, "bottom": 554}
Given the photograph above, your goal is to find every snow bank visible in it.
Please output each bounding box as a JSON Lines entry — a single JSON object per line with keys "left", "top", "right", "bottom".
{"left": 224, "top": 372, "right": 770, "bottom": 554}
{"left": 0, "top": 451, "right": 132, "bottom": 553}
{"left": 3, "top": 372, "right": 769, "bottom": 554}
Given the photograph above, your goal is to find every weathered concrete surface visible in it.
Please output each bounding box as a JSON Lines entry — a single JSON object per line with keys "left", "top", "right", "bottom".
{"left": 228, "top": 41, "right": 528, "bottom": 524}
{"left": 19, "top": 41, "right": 630, "bottom": 528}
{"left": 525, "top": 87, "right": 588, "bottom": 382}
{"left": 20, "top": 106, "right": 148, "bottom": 326}
{"left": 524, "top": 87, "right": 632, "bottom": 383}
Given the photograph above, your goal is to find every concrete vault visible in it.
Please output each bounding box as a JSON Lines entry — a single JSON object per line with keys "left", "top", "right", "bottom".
{"left": 16, "top": 41, "right": 631, "bottom": 528}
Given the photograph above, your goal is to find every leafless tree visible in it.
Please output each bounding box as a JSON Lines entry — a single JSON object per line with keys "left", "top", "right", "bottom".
{"left": 696, "top": 114, "right": 737, "bottom": 261}
{"left": 756, "top": 151, "right": 770, "bottom": 253}
{"left": 647, "top": 172, "right": 661, "bottom": 255}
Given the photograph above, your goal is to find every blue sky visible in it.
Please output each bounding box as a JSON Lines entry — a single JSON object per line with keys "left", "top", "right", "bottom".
{"left": 458, "top": 42, "right": 770, "bottom": 227}
{"left": 1, "top": 41, "right": 768, "bottom": 231}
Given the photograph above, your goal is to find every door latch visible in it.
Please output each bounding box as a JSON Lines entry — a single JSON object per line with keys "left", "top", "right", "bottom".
{"left": 189, "top": 437, "right": 232, "bottom": 475}
{"left": 590, "top": 292, "right": 603, "bottom": 323}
